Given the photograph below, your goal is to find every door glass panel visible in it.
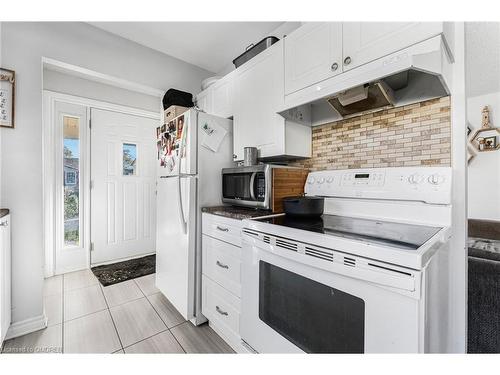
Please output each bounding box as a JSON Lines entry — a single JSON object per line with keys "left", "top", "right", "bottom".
{"left": 259, "top": 261, "right": 365, "bottom": 353}
{"left": 63, "top": 116, "right": 80, "bottom": 247}
{"left": 123, "top": 143, "right": 137, "bottom": 176}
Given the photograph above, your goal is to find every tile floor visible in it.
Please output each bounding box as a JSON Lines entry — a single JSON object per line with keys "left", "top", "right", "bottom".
{"left": 1, "top": 270, "right": 233, "bottom": 354}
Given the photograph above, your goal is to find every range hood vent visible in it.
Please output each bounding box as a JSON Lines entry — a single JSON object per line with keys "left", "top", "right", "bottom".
{"left": 326, "top": 81, "right": 396, "bottom": 119}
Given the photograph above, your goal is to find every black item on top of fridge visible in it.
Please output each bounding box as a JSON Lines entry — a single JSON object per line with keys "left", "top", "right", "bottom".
{"left": 162, "top": 89, "right": 194, "bottom": 110}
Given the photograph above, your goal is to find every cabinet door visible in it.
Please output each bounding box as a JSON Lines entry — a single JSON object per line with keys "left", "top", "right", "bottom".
{"left": 342, "top": 22, "right": 443, "bottom": 71}
{"left": 284, "top": 22, "right": 343, "bottom": 95}
{"left": 196, "top": 89, "right": 212, "bottom": 114}
{"left": 211, "top": 73, "right": 235, "bottom": 119}
{"left": 233, "top": 42, "right": 285, "bottom": 161}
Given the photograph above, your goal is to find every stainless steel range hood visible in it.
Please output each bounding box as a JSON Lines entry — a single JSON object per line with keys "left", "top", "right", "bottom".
{"left": 280, "top": 36, "right": 452, "bottom": 126}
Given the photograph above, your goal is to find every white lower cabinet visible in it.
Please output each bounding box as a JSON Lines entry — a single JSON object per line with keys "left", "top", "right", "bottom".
{"left": 201, "top": 213, "right": 248, "bottom": 353}
{"left": 0, "top": 214, "right": 12, "bottom": 345}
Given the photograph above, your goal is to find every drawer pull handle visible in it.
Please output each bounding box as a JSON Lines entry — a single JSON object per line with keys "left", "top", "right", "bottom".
{"left": 216, "top": 306, "right": 228, "bottom": 316}
{"left": 216, "top": 261, "right": 229, "bottom": 269}
{"left": 216, "top": 226, "right": 229, "bottom": 232}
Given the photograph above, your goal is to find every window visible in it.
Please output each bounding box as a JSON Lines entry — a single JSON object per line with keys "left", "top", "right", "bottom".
{"left": 63, "top": 116, "right": 80, "bottom": 247}
{"left": 65, "top": 171, "right": 76, "bottom": 185}
{"left": 123, "top": 143, "right": 137, "bottom": 176}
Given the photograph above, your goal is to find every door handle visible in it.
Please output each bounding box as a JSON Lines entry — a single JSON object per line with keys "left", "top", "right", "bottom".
{"left": 216, "top": 306, "right": 228, "bottom": 316}
{"left": 216, "top": 226, "right": 229, "bottom": 232}
{"left": 249, "top": 172, "right": 257, "bottom": 201}
{"left": 216, "top": 261, "right": 229, "bottom": 269}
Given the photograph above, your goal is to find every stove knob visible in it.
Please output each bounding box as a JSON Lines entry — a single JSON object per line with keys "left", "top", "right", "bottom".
{"left": 326, "top": 176, "right": 334, "bottom": 184}
{"left": 317, "top": 177, "right": 325, "bottom": 184}
{"left": 408, "top": 174, "right": 423, "bottom": 185}
{"left": 307, "top": 176, "right": 315, "bottom": 184}
{"left": 428, "top": 174, "right": 443, "bottom": 185}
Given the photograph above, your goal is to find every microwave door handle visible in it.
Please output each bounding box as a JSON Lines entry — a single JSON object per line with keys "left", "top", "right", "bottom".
{"left": 249, "top": 172, "right": 257, "bottom": 201}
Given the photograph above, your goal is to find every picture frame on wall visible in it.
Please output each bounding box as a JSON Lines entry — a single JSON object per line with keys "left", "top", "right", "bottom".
{"left": 0, "top": 68, "right": 15, "bottom": 129}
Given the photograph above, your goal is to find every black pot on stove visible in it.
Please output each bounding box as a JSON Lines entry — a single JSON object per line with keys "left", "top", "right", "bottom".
{"left": 282, "top": 195, "right": 324, "bottom": 217}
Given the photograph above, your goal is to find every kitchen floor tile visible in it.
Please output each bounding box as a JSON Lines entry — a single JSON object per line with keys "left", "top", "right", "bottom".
{"left": 147, "top": 292, "right": 185, "bottom": 328}
{"left": 170, "top": 322, "right": 233, "bottom": 354}
{"left": 63, "top": 310, "right": 121, "bottom": 353}
{"left": 43, "top": 275, "right": 63, "bottom": 297}
{"left": 134, "top": 274, "right": 160, "bottom": 296}
{"left": 101, "top": 280, "right": 144, "bottom": 308}
{"left": 124, "top": 331, "right": 184, "bottom": 354}
{"left": 64, "top": 269, "right": 98, "bottom": 291}
{"left": 64, "top": 284, "right": 107, "bottom": 321}
{"left": 110, "top": 297, "right": 167, "bottom": 347}
{"left": 44, "top": 293, "right": 63, "bottom": 327}
{"left": 2, "top": 325, "right": 62, "bottom": 354}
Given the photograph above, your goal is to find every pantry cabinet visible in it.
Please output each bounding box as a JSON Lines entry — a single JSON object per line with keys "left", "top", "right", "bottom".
{"left": 284, "top": 22, "right": 343, "bottom": 95}
{"left": 0, "top": 213, "right": 11, "bottom": 345}
{"left": 342, "top": 22, "right": 444, "bottom": 71}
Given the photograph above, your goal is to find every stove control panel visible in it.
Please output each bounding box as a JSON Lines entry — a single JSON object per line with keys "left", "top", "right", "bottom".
{"left": 305, "top": 167, "right": 452, "bottom": 205}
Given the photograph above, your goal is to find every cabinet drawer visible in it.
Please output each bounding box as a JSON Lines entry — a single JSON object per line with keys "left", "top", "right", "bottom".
{"left": 202, "top": 235, "right": 241, "bottom": 297}
{"left": 202, "top": 275, "right": 240, "bottom": 336}
{"left": 202, "top": 213, "right": 242, "bottom": 247}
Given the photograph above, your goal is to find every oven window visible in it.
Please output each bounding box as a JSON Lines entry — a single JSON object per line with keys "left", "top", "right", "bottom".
{"left": 259, "top": 261, "right": 365, "bottom": 353}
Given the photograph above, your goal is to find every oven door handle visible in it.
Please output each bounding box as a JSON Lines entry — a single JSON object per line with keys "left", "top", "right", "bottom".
{"left": 249, "top": 172, "right": 257, "bottom": 201}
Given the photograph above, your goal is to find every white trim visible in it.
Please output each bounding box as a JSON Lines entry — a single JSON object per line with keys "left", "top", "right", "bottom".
{"left": 449, "top": 22, "right": 467, "bottom": 353}
{"left": 90, "top": 251, "right": 155, "bottom": 267}
{"left": 43, "top": 90, "right": 161, "bottom": 277}
{"left": 42, "top": 57, "right": 164, "bottom": 98}
{"left": 5, "top": 314, "right": 47, "bottom": 341}
{"left": 44, "top": 90, "right": 161, "bottom": 121}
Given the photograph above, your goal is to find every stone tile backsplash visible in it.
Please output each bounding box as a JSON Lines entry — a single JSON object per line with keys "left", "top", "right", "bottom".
{"left": 291, "top": 96, "right": 451, "bottom": 171}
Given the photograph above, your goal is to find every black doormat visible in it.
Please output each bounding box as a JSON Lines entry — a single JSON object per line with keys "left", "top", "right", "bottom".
{"left": 91, "top": 254, "right": 156, "bottom": 287}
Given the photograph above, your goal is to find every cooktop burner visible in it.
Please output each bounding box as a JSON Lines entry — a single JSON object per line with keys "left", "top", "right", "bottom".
{"left": 255, "top": 214, "right": 442, "bottom": 250}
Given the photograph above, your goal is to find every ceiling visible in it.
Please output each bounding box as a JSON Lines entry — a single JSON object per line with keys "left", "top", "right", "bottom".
{"left": 89, "top": 22, "right": 285, "bottom": 73}
{"left": 466, "top": 22, "right": 500, "bottom": 97}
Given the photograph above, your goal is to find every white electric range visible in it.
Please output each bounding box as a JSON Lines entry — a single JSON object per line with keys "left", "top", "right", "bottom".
{"left": 240, "top": 167, "right": 452, "bottom": 353}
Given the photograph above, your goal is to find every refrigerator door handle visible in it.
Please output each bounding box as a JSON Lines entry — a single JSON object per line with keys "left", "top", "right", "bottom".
{"left": 177, "top": 176, "right": 188, "bottom": 234}
{"left": 178, "top": 111, "right": 190, "bottom": 175}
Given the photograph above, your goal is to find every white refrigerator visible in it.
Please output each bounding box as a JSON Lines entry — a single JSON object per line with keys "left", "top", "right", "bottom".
{"left": 155, "top": 108, "right": 233, "bottom": 325}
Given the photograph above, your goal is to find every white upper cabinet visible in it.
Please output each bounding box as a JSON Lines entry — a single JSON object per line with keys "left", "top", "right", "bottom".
{"left": 211, "top": 72, "right": 235, "bottom": 119}
{"left": 233, "top": 41, "right": 286, "bottom": 161}
{"left": 196, "top": 71, "right": 235, "bottom": 119}
{"left": 342, "top": 22, "right": 444, "bottom": 71}
{"left": 196, "top": 89, "right": 212, "bottom": 114}
{"left": 284, "top": 23, "right": 343, "bottom": 95}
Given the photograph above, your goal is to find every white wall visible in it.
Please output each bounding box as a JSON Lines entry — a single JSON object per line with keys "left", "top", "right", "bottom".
{"left": 43, "top": 69, "right": 160, "bottom": 112}
{"left": 0, "top": 22, "right": 212, "bottom": 327}
{"left": 467, "top": 92, "right": 500, "bottom": 220}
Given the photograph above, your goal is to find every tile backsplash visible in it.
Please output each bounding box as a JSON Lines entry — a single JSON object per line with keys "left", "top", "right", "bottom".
{"left": 291, "top": 97, "right": 451, "bottom": 171}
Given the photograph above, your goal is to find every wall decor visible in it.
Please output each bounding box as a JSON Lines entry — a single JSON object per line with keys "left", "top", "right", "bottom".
{"left": 0, "top": 68, "right": 15, "bottom": 129}
{"left": 470, "top": 106, "right": 500, "bottom": 152}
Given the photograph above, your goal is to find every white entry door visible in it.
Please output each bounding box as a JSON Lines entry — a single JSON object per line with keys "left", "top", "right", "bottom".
{"left": 91, "top": 108, "right": 158, "bottom": 265}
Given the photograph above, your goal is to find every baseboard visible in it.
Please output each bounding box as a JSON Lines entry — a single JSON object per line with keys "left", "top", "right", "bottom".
{"left": 5, "top": 314, "right": 48, "bottom": 340}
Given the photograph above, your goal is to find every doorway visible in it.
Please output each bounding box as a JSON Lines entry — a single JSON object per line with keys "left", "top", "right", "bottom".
{"left": 43, "top": 91, "right": 160, "bottom": 275}
{"left": 90, "top": 108, "right": 157, "bottom": 265}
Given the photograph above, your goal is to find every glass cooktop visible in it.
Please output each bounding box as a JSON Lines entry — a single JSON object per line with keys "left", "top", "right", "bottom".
{"left": 255, "top": 214, "right": 442, "bottom": 251}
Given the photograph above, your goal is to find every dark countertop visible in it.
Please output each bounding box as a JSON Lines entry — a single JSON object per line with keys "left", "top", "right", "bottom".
{"left": 202, "top": 205, "right": 274, "bottom": 220}
{"left": 0, "top": 209, "right": 9, "bottom": 219}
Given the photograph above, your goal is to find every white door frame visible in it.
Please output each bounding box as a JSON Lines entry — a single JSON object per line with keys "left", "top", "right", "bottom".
{"left": 43, "top": 90, "right": 161, "bottom": 277}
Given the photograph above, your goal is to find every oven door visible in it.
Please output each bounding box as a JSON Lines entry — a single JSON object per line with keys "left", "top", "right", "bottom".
{"left": 240, "top": 233, "right": 424, "bottom": 353}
